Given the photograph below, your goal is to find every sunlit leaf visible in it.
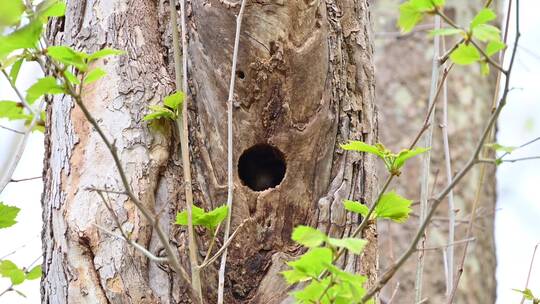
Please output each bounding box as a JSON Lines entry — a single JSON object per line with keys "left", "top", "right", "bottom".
{"left": 143, "top": 105, "right": 175, "bottom": 121}
{"left": 9, "top": 58, "right": 24, "bottom": 83}
{"left": 47, "top": 46, "right": 87, "bottom": 71}
{"left": 470, "top": 8, "right": 496, "bottom": 29}
{"left": 87, "top": 48, "right": 125, "bottom": 61}
{"left": 36, "top": 0, "right": 66, "bottom": 20}
{"left": 472, "top": 24, "right": 501, "bottom": 42}
{"left": 450, "top": 44, "right": 481, "bottom": 65}
{"left": 393, "top": 147, "right": 430, "bottom": 170}
{"left": 486, "top": 40, "right": 506, "bottom": 56}
{"left": 292, "top": 225, "right": 327, "bottom": 248}
{"left": 343, "top": 200, "right": 369, "bottom": 217}
{"left": 175, "top": 205, "right": 229, "bottom": 230}
{"left": 374, "top": 191, "right": 412, "bottom": 223}
{"left": 163, "top": 91, "right": 185, "bottom": 111}
{"left": 327, "top": 238, "right": 367, "bottom": 255}
{"left": 26, "top": 76, "right": 65, "bottom": 104}
{"left": 0, "top": 260, "right": 25, "bottom": 285}
{"left": 0, "top": 101, "right": 28, "bottom": 121}
{"left": 0, "top": 202, "right": 21, "bottom": 229}
{"left": 83, "top": 68, "right": 106, "bottom": 84}
{"left": 0, "top": 21, "right": 43, "bottom": 59}
{"left": 25, "top": 265, "right": 42, "bottom": 280}
{"left": 429, "top": 28, "right": 463, "bottom": 37}
{"left": 340, "top": 141, "right": 385, "bottom": 158}
{"left": 0, "top": 0, "right": 25, "bottom": 28}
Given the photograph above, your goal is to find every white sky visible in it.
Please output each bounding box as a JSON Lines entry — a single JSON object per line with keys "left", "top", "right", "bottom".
{"left": 0, "top": 1, "right": 539, "bottom": 303}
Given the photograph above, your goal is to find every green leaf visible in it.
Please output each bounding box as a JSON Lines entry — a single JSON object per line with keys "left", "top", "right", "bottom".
{"left": 429, "top": 28, "right": 464, "bottom": 37}
{"left": 0, "top": 21, "right": 43, "bottom": 59}
{"left": 87, "top": 48, "right": 125, "bottom": 61}
{"left": 47, "top": 46, "right": 87, "bottom": 71}
{"left": 163, "top": 91, "right": 185, "bottom": 111}
{"left": 472, "top": 24, "right": 501, "bottom": 42}
{"left": 486, "top": 40, "right": 506, "bottom": 56}
{"left": 0, "top": 101, "right": 28, "bottom": 121}
{"left": 375, "top": 191, "right": 412, "bottom": 223}
{"left": 398, "top": 3, "right": 424, "bottom": 33}
{"left": 485, "top": 143, "right": 516, "bottom": 153}
{"left": 36, "top": 0, "right": 67, "bottom": 20}
{"left": 343, "top": 200, "right": 369, "bottom": 217}
{"left": 284, "top": 247, "right": 333, "bottom": 282}
{"left": 25, "top": 265, "right": 42, "bottom": 280}
{"left": 0, "top": 202, "right": 21, "bottom": 228}
{"left": 143, "top": 105, "right": 176, "bottom": 121}
{"left": 470, "top": 8, "right": 496, "bottom": 29}
{"left": 293, "top": 277, "right": 332, "bottom": 303}
{"left": 450, "top": 44, "right": 481, "bottom": 65}
{"left": 481, "top": 62, "right": 490, "bottom": 76}
{"left": 327, "top": 237, "right": 367, "bottom": 255}
{"left": 9, "top": 58, "right": 24, "bottom": 83}
{"left": 0, "top": 0, "right": 25, "bottom": 28}
{"left": 0, "top": 260, "right": 25, "bottom": 285}
{"left": 340, "top": 140, "right": 384, "bottom": 158}
{"left": 83, "top": 68, "right": 106, "bottom": 84}
{"left": 393, "top": 147, "right": 430, "bottom": 170}
{"left": 26, "top": 76, "right": 65, "bottom": 104}
{"left": 64, "top": 70, "right": 80, "bottom": 85}
{"left": 175, "top": 205, "right": 229, "bottom": 230}
{"left": 292, "top": 226, "right": 327, "bottom": 248}
{"left": 513, "top": 288, "right": 536, "bottom": 300}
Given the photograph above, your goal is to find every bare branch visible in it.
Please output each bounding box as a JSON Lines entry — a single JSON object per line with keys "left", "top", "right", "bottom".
{"left": 0, "top": 124, "right": 25, "bottom": 134}
{"left": 520, "top": 243, "right": 539, "bottom": 304}
{"left": 218, "top": 1, "right": 248, "bottom": 303}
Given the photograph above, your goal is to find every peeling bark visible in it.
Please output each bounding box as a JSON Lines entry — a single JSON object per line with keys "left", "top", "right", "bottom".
{"left": 42, "top": 0, "right": 378, "bottom": 303}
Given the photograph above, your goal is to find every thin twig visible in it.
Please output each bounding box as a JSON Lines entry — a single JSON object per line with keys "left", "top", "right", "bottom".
{"left": 415, "top": 15, "right": 441, "bottom": 303}
{"left": 170, "top": 0, "right": 202, "bottom": 300}
{"left": 362, "top": 1, "right": 521, "bottom": 300}
{"left": 9, "top": 176, "right": 42, "bottom": 183}
{"left": 440, "top": 33, "right": 456, "bottom": 297}
{"left": 199, "top": 219, "right": 248, "bottom": 269}
{"left": 0, "top": 124, "right": 25, "bottom": 134}
{"left": 1, "top": 69, "right": 36, "bottom": 116}
{"left": 447, "top": 1, "right": 517, "bottom": 302}
{"left": 218, "top": 1, "right": 247, "bottom": 303}
{"left": 419, "top": 238, "right": 476, "bottom": 252}
{"left": 520, "top": 243, "right": 539, "bottom": 304}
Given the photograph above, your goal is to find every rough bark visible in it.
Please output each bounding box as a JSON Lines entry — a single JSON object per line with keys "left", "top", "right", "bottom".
{"left": 42, "top": 1, "right": 378, "bottom": 303}
{"left": 372, "top": 1, "right": 498, "bottom": 303}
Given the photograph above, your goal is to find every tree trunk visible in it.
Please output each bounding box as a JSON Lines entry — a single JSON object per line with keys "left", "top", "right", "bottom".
{"left": 372, "top": 1, "right": 498, "bottom": 303}
{"left": 42, "top": 1, "right": 378, "bottom": 303}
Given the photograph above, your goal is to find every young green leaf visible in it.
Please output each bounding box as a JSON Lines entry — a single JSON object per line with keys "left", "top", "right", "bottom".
{"left": 472, "top": 24, "right": 501, "bottom": 42}
{"left": 83, "top": 68, "right": 107, "bottom": 84}
{"left": 284, "top": 247, "right": 333, "bottom": 281}
{"left": 375, "top": 191, "right": 412, "bottom": 223}
{"left": 470, "top": 8, "right": 496, "bottom": 29}
{"left": 0, "top": 202, "right": 21, "bottom": 228}
{"left": 340, "top": 140, "right": 384, "bottom": 158}
{"left": 481, "top": 62, "right": 490, "bottom": 76}
{"left": 0, "top": 260, "right": 25, "bottom": 285}
{"left": 63, "top": 70, "right": 81, "bottom": 85}
{"left": 327, "top": 237, "right": 367, "bottom": 255}
{"left": 47, "top": 46, "right": 87, "bottom": 71}
{"left": 9, "top": 58, "right": 24, "bottom": 83}
{"left": 485, "top": 143, "right": 517, "bottom": 153}
{"left": 88, "top": 48, "right": 126, "bottom": 61}
{"left": 0, "top": 101, "right": 28, "bottom": 121}
{"left": 26, "top": 76, "right": 65, "bottom": 104}
{"left": 0, "top": 21, "right": 43, "bottom": 59}
{"left": 398, "top": 2, "right": 424, "bottom": 33}
{"left": 25, "top": 265, "right": 42, "bottom": 280}
{"left": 175, "top": 205, "right": 229, "bottom": 230}
{"left": 163, "top": 91, "right": 185, "bottom": 112}
{"left": 450, "top": 44, "right": 481, "bottom": 65}
{"left": 292, "top": 277, "right": 332, "bottom": 303}
{"left": 143, "top": 105, "right": 176, "bottom": 121}
{"left": 343, "top": 200, "right": 369, "bottom": 217}
{"left": 291, "top": 225, "right": 327, "bottom": 248}
{"left": 0, "top": 0, "right": 25, "bottom": 28}
{"left": 429, "top": 28, "right": 464, "bottom": 37}
{"left": 486, "top": 40, "right": 506, "bottom": 56}
{"left": 393, "top": 147, "right": 430, "bottom": 170}
{"left": 36, "top": 0, "right": 67, "bottom": 19}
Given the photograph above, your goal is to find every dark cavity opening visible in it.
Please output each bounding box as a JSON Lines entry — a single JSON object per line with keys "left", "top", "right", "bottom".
{"left": 238, "top": 144, "right": 286, "bottom": 192}
{"left": 236, "top": 70, "right": 246, "bottom": 79}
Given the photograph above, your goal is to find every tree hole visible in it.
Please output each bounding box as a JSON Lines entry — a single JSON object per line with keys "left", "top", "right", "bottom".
{"left": 236, "top": 70, "right": 246, "bottom": 79}
{"left": 238, "top": 144, "right": 286, "bottom": 192}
